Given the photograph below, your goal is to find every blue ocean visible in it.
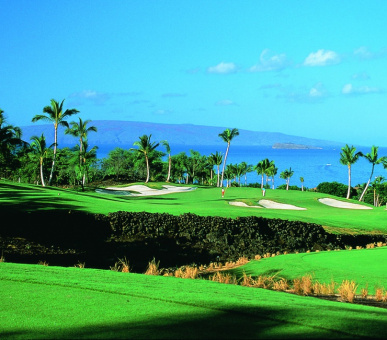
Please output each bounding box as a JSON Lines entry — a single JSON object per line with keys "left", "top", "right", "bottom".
{"left": 96, "top": 145, "right": 387, "bottom": 189}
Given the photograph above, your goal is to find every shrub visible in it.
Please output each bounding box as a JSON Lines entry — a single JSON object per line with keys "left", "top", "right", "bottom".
{"left": 277, "top": 184, "right": 302, "bottom": 191}
{"left": 145, "top": 258, "right": 160, "bottom": 275}
{"left": 316, "top": 181, "right": 356, "bottom": 198}
{"left": 338, "top": 280, "right": 358, "bottom": 303}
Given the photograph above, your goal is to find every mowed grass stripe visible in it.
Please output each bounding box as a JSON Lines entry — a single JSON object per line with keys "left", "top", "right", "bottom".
{"left": 228, "top": 247, "right": 387, "bottom": 295}
{"left": 1, "top": 181, "right": 386, "bottom": 233}
{"left": 1, "top": 263, "right": 386, "bottom": 339}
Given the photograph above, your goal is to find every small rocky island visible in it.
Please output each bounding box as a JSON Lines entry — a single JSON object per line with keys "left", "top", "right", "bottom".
{"left": 272, "top": 143, "right": 323, "bottom": 150}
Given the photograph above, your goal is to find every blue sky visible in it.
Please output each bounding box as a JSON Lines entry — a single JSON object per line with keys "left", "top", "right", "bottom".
{"left": 1, "top": 0, "right": 387, "bottom": 146}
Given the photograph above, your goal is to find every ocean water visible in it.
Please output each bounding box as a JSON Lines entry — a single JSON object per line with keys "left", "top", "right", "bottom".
{"left": 96, "top": 145, "right": 387, "bottom": 189}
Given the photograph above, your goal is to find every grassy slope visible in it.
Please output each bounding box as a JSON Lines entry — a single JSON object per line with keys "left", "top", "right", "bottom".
{"left": 228, "top": 247, "right": 387, "bottom": 295}
{"left": 1, "top": 262, "right": 387, "bottom": 339}
{"left": 1, "top": 181, "right": 387, "bottom": 338}
{"left": 1, "top": 181, "right": 386, "bottom": 234}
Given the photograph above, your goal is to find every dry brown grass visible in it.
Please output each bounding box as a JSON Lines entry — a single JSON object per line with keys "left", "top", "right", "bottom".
{"left": 338, "top": 280, "right": 358, "bottom": 303}
{"left": 272, "top": 278, "right": 289, "bottom": 291}
{"left": 74, "top": 262, "right": 85, "bottom": 269}
{"left": 293, "top": 275, "right": 313, "bottom": 295}
{"left": 37, "top": 260, "right": 49, "bottom": 266}
{"left": 174, "top": 266, "right": 198, "bottom": 279}
{"left": 236, "top": 256, "right": 249, "bottom": 265}
{"left": 210, "top": 271, "right": 237, "bottom": 285}
{"left": 110, "top": 257, "right": 130, "bottom": 273}
{"left": 361, "top": 285, "right": 368, "bottom": 299}
{"left": 375, "top": 288, "right": 385, "bottom": 302}
{"left": 145, "top": 258, "right": 160, "bottom": 276}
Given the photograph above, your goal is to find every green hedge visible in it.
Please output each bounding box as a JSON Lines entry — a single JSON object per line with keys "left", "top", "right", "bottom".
{"left": 1, "top": 210, "right": 386, "bottom": 269}
{"left": 105, "top": 211, "right": 387, "bottom": 261}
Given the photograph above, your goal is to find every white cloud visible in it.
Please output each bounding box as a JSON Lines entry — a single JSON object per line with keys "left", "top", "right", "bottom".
{"left": 354, "top": 46, "right": 387, "bottom": 60}
{"left": 249, "top": 49, "right": 289, "bottom": 72}
{"left": 354, "top": 47, "right": 373, "bottom": 60}
{"left": 277, "top": 83, "right": 327, "bottom": 103}
{"left": 303, "top": 49, "right": 340, "bottom": 66}
{"left": 68, "top": 90, "right": 110, "bottom": 105}
{"left": 342, "top": 84, "right": 353, "bottom": 94}
{"left": 352, "top": 72, "right": 370, "bottom": 80}
{"left": 309, "top": 87, "right": 322, "bottom": 97}
{"left": 342, "top": 83, "right": 383, "bottom": 95}
{"left": 207, "top": 62, "right": 237, "bottom": 74}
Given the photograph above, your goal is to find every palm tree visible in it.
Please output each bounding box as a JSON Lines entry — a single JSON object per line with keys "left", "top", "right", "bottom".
{"left": 280, "top": 167, "right": 294, "bottom": 190}
{"left": 339, "top": 144, "right": 362, "bottom": 199}
{"left": 76, "top": 140, "right": 98, "bottom": 191}
{"left": 65, "top": 117, "right": 97, "bottom": 166}
{"left": 224, "top": 164, "right": 235, "bottom": 187}
{"left": 218, "top": 128, "right": 239, "bottom": 187}
{"left": 161, "top": 140, "right": 171, "bottom": 182}
{"left": 267, "top": 166, "right": 278, "bottom": 189}
{"left": 132, "top": 134, "right": 160, "bottom": 183}
{"left": 255, "top": 159, "right": 274, "bottom": 189}
{"left": 209, "top": 151, "right": 223, "bottom": 187}
{"left": 32, "top": 99, "right": 79, "bottom": 185}
{"left": 359, "top": 146, "right": 386, "bottom": 202}
{"left": 29, "top": 134, "right": 54, "bottom": 187}
{"left": 300, "top": 177, "right": 304, "bottom": 191}
{"left": 0, "top": 109, "right": 25, "bottom": 173}
{"left": 243, "top": 163, "right": 254, "bottom": 186}
{"left": 255, "top": 161, "right": 265, "bottom": 189}
{"left": 371, "top": 176, "right": 385, "bottom": 207}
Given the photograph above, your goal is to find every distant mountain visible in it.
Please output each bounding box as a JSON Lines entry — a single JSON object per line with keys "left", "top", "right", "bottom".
{"left": 20, "top": 120, "right": 342, "bottom": 149}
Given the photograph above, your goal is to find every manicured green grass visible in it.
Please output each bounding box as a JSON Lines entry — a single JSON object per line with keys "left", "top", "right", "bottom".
{"left": 228, "top": 247, "right": 387, "bottom": 295}
{"left": 1, "top": 262, "right": 386, "bottom": 339}
{"left": 1, "top": 181, "right": 386, "bottom": 234}
{"left": 1, "top": 181, "right": 387, "bottom": 338}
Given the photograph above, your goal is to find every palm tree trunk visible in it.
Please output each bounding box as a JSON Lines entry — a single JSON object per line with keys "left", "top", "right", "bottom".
{"left": 217, "top": 165, "right": 220, "bottom": 187}
{"left": 220, "top": 143, "right": 230, "bottom": 187}
{"left": 166, "top": 154, "right": 171, "bottom": 182}
{"left": 48, "top": 125, "right": 58, "bottom": 186}
{"left": 359, "top": 165, "right": 374, "bottom": 201}
{"left": 346, "top": 164, "right": 351, "bottom": 199}
{"left": 145, "top": 155, "right": 150, "bottom": 183}
{"left": 40, "top": 160, "right": 45, "bottom": 187}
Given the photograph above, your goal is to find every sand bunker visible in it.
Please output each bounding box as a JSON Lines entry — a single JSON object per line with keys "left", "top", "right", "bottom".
{"left": 229, "top": 200, "right": 306, "bottom": 210}
{"left": 97, "top": 184, "right": 196, "bottom": 196}
{"left": 229, "top": 202, "right": 262, "bottom": 208}
{"left": 318, "top": 198, "right": 372, "bottom": 210}
{"left": 259, "top": 199, "right": 307, "bottom": 210}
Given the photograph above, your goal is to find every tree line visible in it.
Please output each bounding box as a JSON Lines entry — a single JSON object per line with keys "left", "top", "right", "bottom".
{"left": 1, "top": 99, "right": 387, "bottom": 204}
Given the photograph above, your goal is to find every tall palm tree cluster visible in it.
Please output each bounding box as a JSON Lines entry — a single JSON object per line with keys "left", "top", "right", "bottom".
{"left": 0, "top": 100, "right": 98, "bottom": 190}
{"left": 2, "top": 101, "right": 387, "bottom": 201}
{"left": 340, "top": 144, "right": 387, "bottom": 204}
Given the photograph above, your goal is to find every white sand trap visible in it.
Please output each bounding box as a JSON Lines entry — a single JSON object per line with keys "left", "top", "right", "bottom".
{"left": 229, "top": 200, "right": 306, "bottom": 210}
{"left": 101, "top": 184, "right": 196, "bottom": 196}
{"left": 318, "top": 198, "right": 372, "bottom": 209}
{"left": 229, "top": 201, "right": 262, "bottom": 208}
{"left": 259, "top": 199, "right": 307, "bottom": 210}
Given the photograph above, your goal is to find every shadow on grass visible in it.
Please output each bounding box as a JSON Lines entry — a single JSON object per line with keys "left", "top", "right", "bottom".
{"left": 0, "top": 182, "right": 83, "bottom": 212}
{"left": 2, "top": 303, "right": 385, "bottom": 339}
